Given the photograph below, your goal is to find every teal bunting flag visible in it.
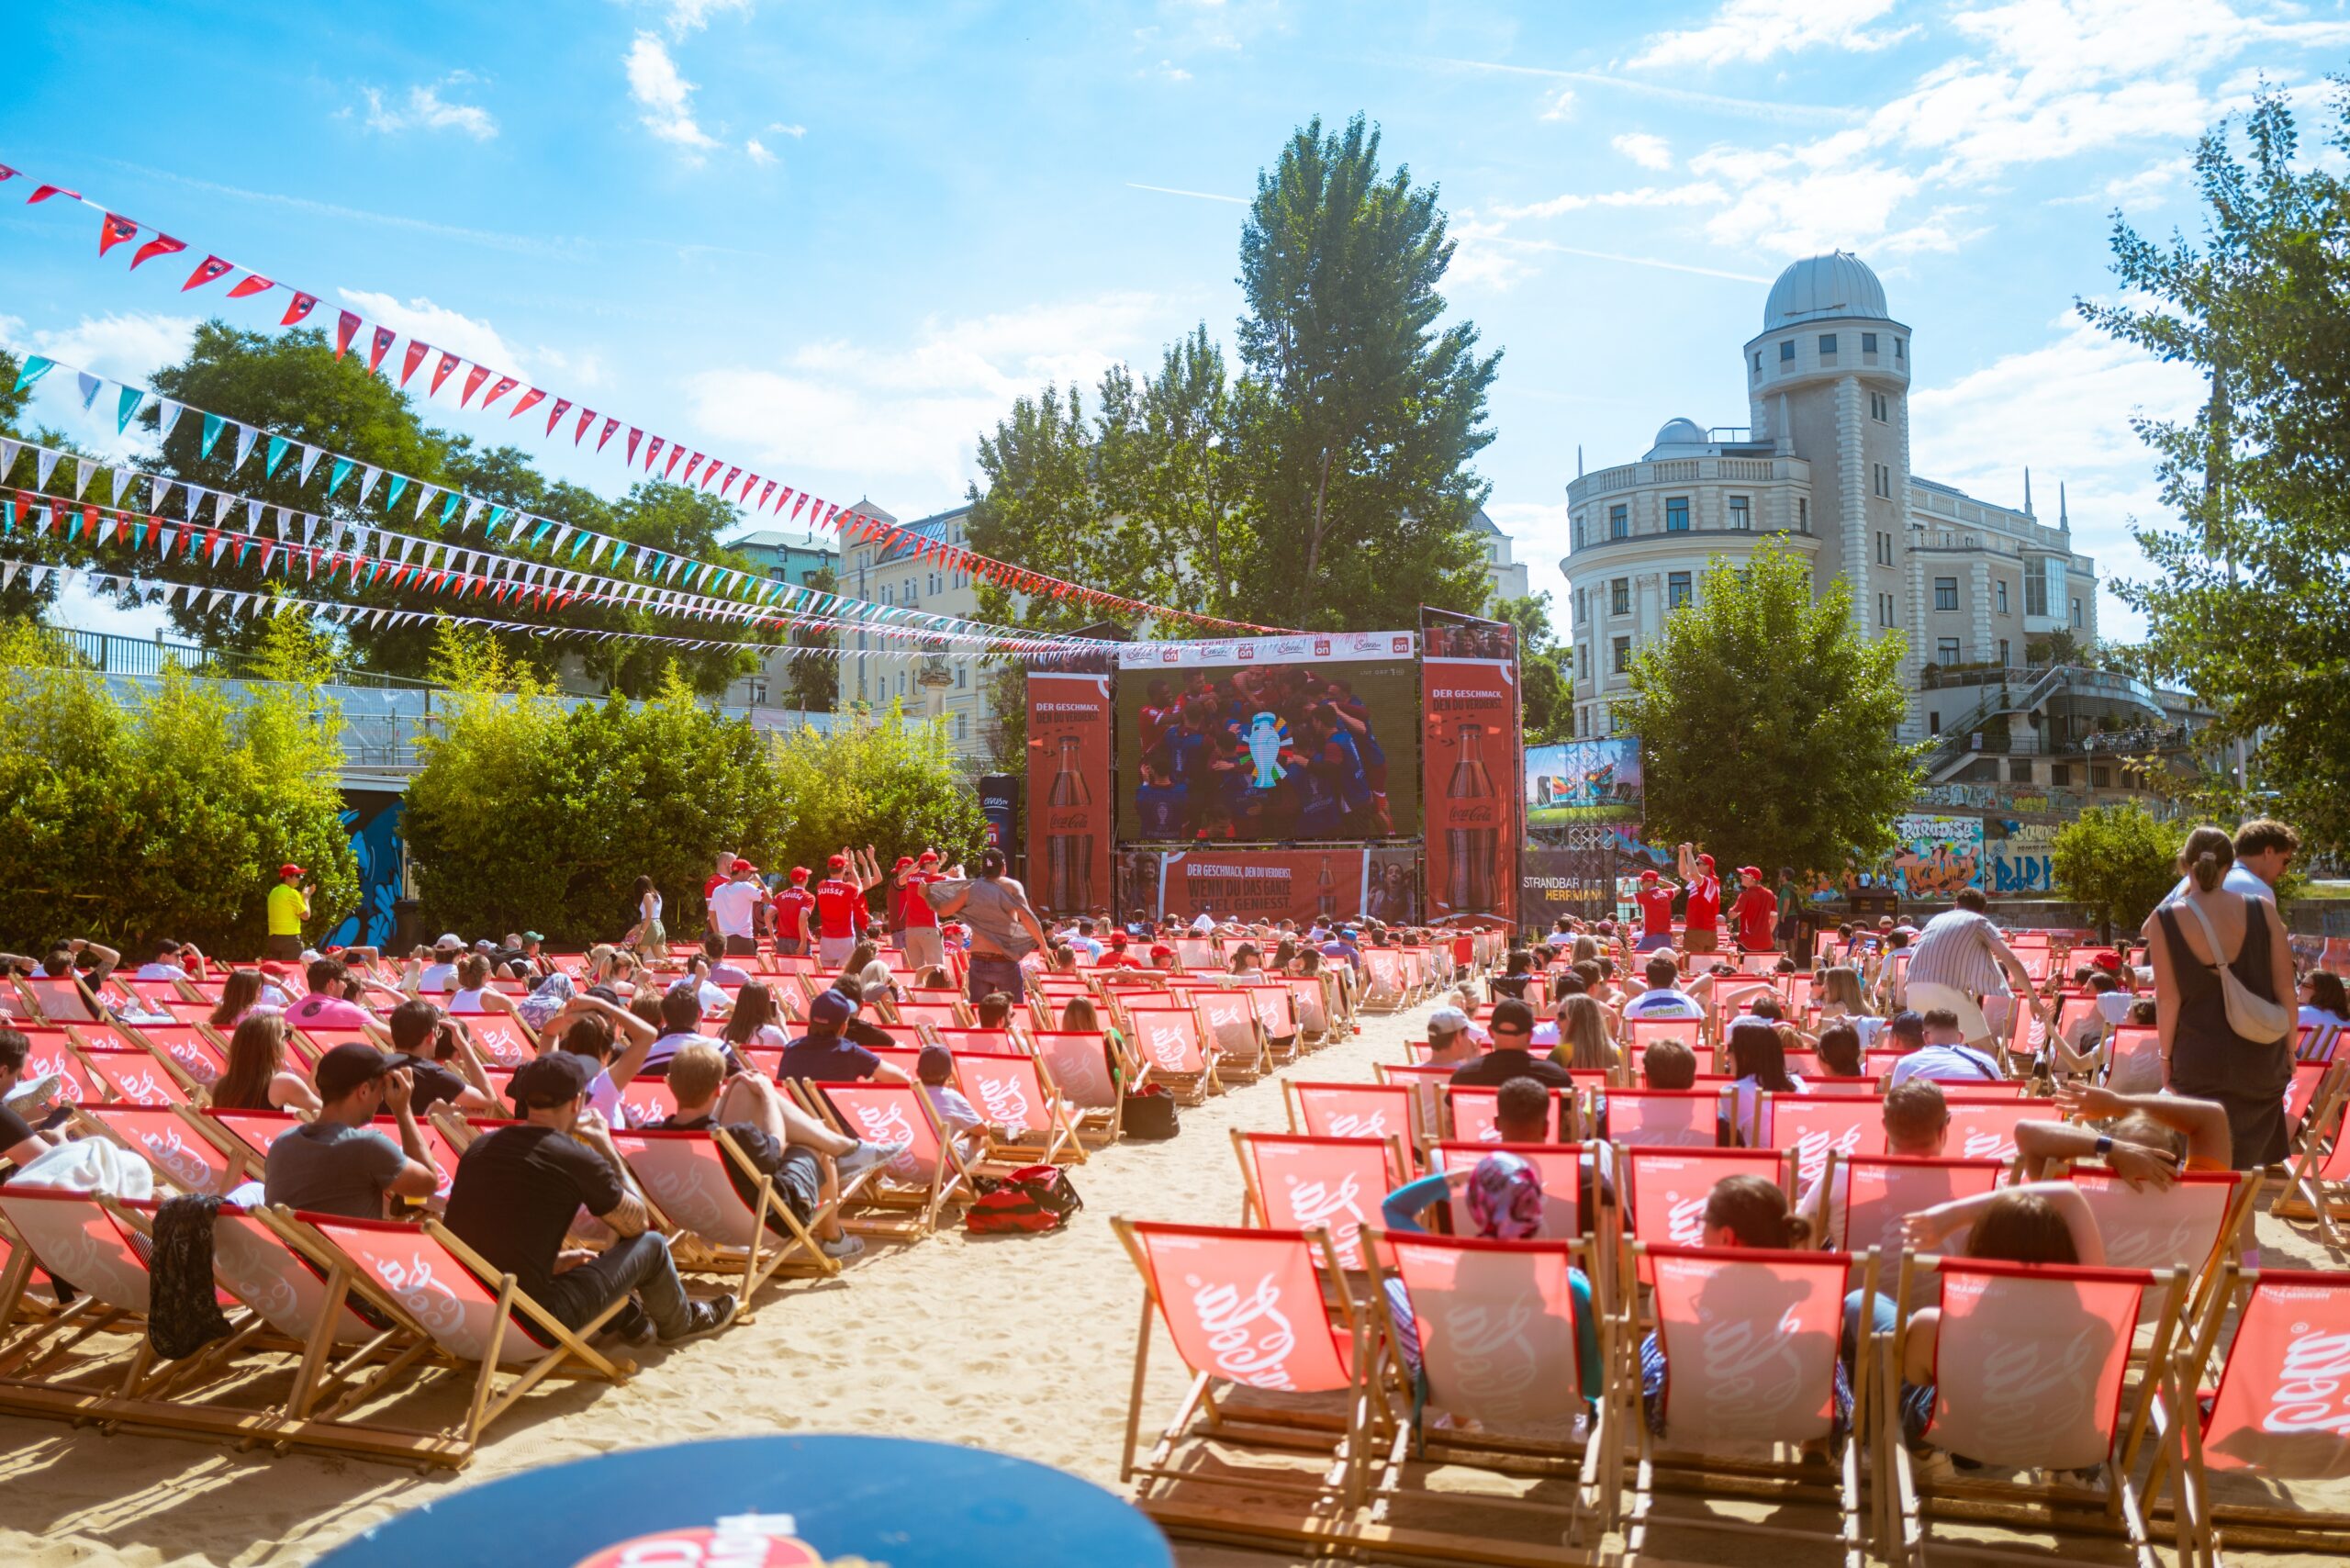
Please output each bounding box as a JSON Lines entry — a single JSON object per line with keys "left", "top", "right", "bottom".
{"left": 265, "top": 435, "right": 290, "bottom": 477}
{"left": 486, "top": 505, "right": 509, "bottom": 532}
{"left": 681, "top": 563, "right": 703, "bottom": 588}
{"left": 12, "top": 356, "right": 53, "bottom": 393}
{"left": 328, "top": 457, "right": 352, "bottom": 496}
{"left": 116, "top": 386, "right": 144, "bottom": 433}
{"left": 529, "top": 518, "right": 554, "bottom": 546}
{"left": 440, "top": 492, "right": 460, "bottom": 524}
{"left": 569, "top": 530, "right": 593, "bottom": 559}
{"left": 132, "top": 521, "right": 147, "bottom": 551}
{"left": 200, "top": 412, "right": 226, "bottom": 459}
{"left": 1, "top": 498, "right": 12, "bottom": 534}
{"left": 385, "top": 475, "right": 408, "bottom": 512}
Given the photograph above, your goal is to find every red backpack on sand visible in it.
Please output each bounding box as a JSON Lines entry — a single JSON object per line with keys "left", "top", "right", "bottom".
{"left": 964, "top": 1164, "right": 1082, "bottom": 1235}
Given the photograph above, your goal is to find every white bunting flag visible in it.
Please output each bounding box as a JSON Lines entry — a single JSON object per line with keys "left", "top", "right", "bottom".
{"left": 357, "top": 466, "right": 381, "bottom": 506}
{"left": 35, "top": 449, "right": 62, "bottom": 489}
{"left": 157, "top": 400, "right": 185, "bottom": 443}
{"left": 231, "top": 424, "right": 261, "bottom": 473}
{"left": 151, "top": 476, "right": 173, "bottom": 514}
{"left": 297, "top": 445, "right": 325, "bottom": 486}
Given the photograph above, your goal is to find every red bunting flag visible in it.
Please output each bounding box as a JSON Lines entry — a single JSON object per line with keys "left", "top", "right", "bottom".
{"left": 571, "top": 406, "right": 592, "bottom": 442}
{"left": 367, "top": 326, "right": 397, "bottom": 373}
{"left": 532, "top": 392, "right": 560, "bottom": 428}
{"left": 663, "top": 445, "right": 685, "bottom": 479}
{"left": 28, "top": 184, "right": 80, "bottom": 203}
{"left": 679, "top": 454, "right": 702, "bottom": 486}
{"left": 400, "top": 340, "right": 431, "bottom": 386}
{"left": 129, "top": 232, "right": 185, "bottom": 270}
{"left": 98, "top": 213, "right": 140, "bottom": 255}
{"left": 460, "top": 364, "right": 491, "bottom": 406}
{"left": 226, "top": 274, "right": 274, "bottom": 299}
{"left": 333, "top": 311, "right": 363, "bottom": 358}
{"left": 644, "top": 435, "right": 665, "bottom": 471}
{"left": 482, "top": 375, "right": 519, "bottom": 409}
{"left": 181, "top": 255, "right": 235, "bottom": 292}
{"left": 757, "top": 479, "right": 777, "bottom": 510}
{"left": 430, "top": 352, "right": 461, "bottom": 396}
{"left": 719, "top": 465, "right": 740, "bottom": 494}
{"left": 283, "top": 292, "right": 319, "bottom": 325}
{"left": 789, "top": 492, "right": 809, "bottom": 521}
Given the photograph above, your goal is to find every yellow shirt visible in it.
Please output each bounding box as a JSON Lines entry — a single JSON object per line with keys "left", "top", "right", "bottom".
{"left": 267, "top": 881, "right": 308, "bottom": 936}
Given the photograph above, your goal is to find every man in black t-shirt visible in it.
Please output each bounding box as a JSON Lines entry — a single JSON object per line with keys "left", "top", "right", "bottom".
{"left": 442, "top": 1053, "right": 733, "bottom": 1345}
{"left": 383, "top": 999, "right": 498, "bottom": 1115}
{"left": 656, "top": 1043, "right": 867, "bottom": 1261}
{"left": 1448, "top": 999, "right": 1577, "bottom": 1090}
{"left": 777, "top": 990, "right": 914, "bottom": 1086}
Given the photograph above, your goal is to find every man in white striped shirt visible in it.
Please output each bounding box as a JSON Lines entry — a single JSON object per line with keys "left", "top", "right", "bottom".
{"left": 1901, "top": 888, "right": 2044, "bottom": 1052}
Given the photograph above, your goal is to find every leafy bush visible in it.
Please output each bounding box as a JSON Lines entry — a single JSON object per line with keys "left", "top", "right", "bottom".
{"left": 769, "top": 701, "right": 992, "bottom": 879}
{"left": 0, "top": 619, "right": 355, "bottom": 954}
{"left": 2052, "top": 803, "right": 2183, "bottom": 938}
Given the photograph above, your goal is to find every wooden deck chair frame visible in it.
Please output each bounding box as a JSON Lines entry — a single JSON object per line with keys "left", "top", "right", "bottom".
{"left": 1192, "top": 991, "right": 1271, "bottom": 1084}
{"left": 784, "top": 1077, "right": 975, "bottom": 1239}
{"left": 67, "top": 1102, "right": 251, "bottom": 1195}
{"left": 1121, "top": 1005, "right": 1220, "bottom": 1105}
{"left": 951, "top": 1047, "right": 1086, "bottom": 1167}
{"left": 1231, "top": 1130, "right": 1411, "bottom": 1287}
{"left": 1361, "top": 1226, "right": 1620, "bottom": 1566}
{"left": 1625, "top": 1241, "right": 1880, "bottom": 1568}
{"left": 615, "top": 1126, "right": 875, "bottom": 1310}
{"left": 2141, "top": 1264, "right": 2350, "bottom": 1566}
{"left": 1878, "top": 1250, "right": 2188, "bottom": 1568}
{"left": 1109, "top": 1218, "right": 1390, "bottom": 1561}
{"left": 2268, "top": 1063, "right": 2350, "bottom": 1243}
{"left": 1031, "top": 1029, "right": 1125, "bottom": 1149}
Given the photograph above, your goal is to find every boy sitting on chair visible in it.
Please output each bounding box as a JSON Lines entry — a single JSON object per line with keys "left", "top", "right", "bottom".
{"left": 656, "top": 1043, "right": 876, "bottom": 1261}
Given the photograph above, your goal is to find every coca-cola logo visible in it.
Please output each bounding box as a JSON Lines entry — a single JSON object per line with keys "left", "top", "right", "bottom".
{"left": 1319, "top": 1108, "right": 1391, "bottom": 1138}
{"left": 140, "top": 1126, "right": 218, "bottom": 1192}
{"left": 1145, "top": 1025, "right": 1191, "bottom": 1070}
{"left": 970, "top": 1070, "right": 1034, "bottom": 1129}
{"left": 1965, "top": 1328, "right": 2101, "bottom": 1460}
{"left": 1693, "top": 1303, "right": 1811, "bottom": 1435}
{"left": 1283, "top": 1170, "right": 1368, "bottom": 1265}
{"left": 1186, "top": 1271, "right": 1301, "bottom": 1389}
{"left": 1794, "top": 1123, "right": 1863, "bottom": 1190}
{"left": 1666, "top": 1193, "right": 1709, "bottom": 1247}
{"left": 850, "top": 1102, "right": 923, "bottom": 1177}
{"left": 1430, "top": 1294, "right": 1545, "bottom": 1415}
{"left": 1961, "top": 1127, "right": 2018, "bottom": 1160}
{"left": 2262, "top": 1324, "right": 2350, "bottom": 1436}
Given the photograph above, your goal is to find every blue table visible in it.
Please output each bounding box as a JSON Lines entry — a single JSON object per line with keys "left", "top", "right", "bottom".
{"left": 316, "top": 1434, "right": 1173, "bottom": 1568}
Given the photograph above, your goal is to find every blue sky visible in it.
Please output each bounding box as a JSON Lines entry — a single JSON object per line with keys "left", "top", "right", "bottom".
{"left": 5, "top": 0, "right": 2346, "bottom": 644}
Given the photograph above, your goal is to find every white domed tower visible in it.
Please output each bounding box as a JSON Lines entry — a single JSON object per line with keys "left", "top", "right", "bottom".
{"left": 1743, "top": 252, "right": 1912, "bottom": 647}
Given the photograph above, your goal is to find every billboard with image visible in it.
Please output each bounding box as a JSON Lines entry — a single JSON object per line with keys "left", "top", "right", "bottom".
{"left": 1526, "top": 738, "right": 1644, "bottom": 824}
{"left": 1113, "top": 633, "right": 1422, "bottom": 844}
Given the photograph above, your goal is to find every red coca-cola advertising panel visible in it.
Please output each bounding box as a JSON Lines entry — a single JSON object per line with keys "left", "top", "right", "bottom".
{"left": 1026, "top": 671, "right": 1114, "bottom": 917}
{"left": 1125, "top": 846, "right": 1422, "bottom": 925}
{"left": 1420, "top": 608, "right": 1522, "bottom": 928}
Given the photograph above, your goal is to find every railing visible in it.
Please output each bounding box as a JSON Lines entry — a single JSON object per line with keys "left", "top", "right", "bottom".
{"left": 53, "top": 624, "right": 435, "bottom": 691}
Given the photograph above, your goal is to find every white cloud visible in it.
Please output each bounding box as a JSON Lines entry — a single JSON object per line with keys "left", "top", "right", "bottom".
{"left": 1491, "top": 181, "right": 1724, "bottom": 222}
{"left": 1539, "top": 88, "right": 1577, "bottom": 122}
{"left": 683, "top": 294, "right": 1166, "bottom": 501}
{"left": 1610, "top": 132, "right": 1673, "bottom": 171}
{"left": 337, "top": 290, "right": 529, "bottom": 378}
{"left": 663, "top": 0, "right": 753, "bottom": 35}
{"left": 0, "top": 311, "right": 200, "bottom": 461}
{"left": 767, "top": 121, "right": 808, "bottom": 138}
{"left": 358, "top": 78, "right": 498, "bottom": 140}
{"left": 1158, "top": 60, "right": 1193, "bottom": 81}
{"left": 625, "top": 32, "right": 719, "bottom": 153}
{"left": 1447, "top": 218, "right": 1536, "bottom": 291}
{"left": 1632, "top": 0, "right": 1919, "bottom": 70}
{"left": 744, "top": 138, "right": 775, "bottom": 166}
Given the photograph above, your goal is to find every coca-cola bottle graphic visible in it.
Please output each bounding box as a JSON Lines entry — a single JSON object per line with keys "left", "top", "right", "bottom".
{"left": 1316, "top": 852, "right": 1337, "bottom": 917}
{"left": 1045, "top": 734, "right": 1092, "bottom": 913}
{"left": 1444, "top": 721, "right": 1499, "bottom": 913}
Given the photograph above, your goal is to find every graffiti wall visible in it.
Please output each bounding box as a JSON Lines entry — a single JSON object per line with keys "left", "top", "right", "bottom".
{"left": 1986, "top": 821, "right": 2057, "bottom": 898}
{"left": 326, "top": 791, "right": 405, "bottom": 948}
{"left": 1884, "top": 813, "right": 1986, "bottom": 899}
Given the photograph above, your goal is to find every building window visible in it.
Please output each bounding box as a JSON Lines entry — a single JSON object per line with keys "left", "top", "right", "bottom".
{"left": 1819, "top": 333, "right": 1838, "bottom": 356}
{"left": 1873, "top": 463, "right": 1892, "bottom": 498}
{"left": 956, "top": 664, "right": 967, "bottom": 689}
{"left": 1862, "top": 332, "right": 1878, "bottom": 353}
{"left": 1751, "top": 351, "right": 1762, "bottom": 371}
{"left": 1998, "top": 638, "right": 2010, "bottom": 666}
{"left": 1572, "top": 518, "right": 1583, "bottom": 549}
{"left": 1895, "top": 338, "right": 1906, "bottom": 362}
{"left": 1996, "top": 580, "right": 2009, "bottom": 615}
{"left": 1611, "top": 577, "right": 1630, "bottom": 616}
{"left": 1870, "top": 391, "right": 1889, "bottom": 421}
{"left": 2070, "top": 596, "right": 2084, "bottom": 627}
{"left": 1612, "top": 636, "right": 1632, "bottom": 674}
{"left": 2091, "top": 765, "right": 2112, "bottom": 789}
{"left": 1576, "top": 644, "right": 1589, "bottom": 678}
{"left": 1796, "top": 497, "right": 1808, "bottom": 531}
{"left": 1937, "top": 636, "right": 1962, "bottom": 664}
{"left": 1728, "top": 495, "right": 1750, "bottom": 530}
{"left": 1779, "top": 340, "right": 1796, "bottom": 363}
{"left": 2009, "top": 759, "right": 2033, "bottom": 783}
{"left": 956, "top": 712, "right": 968, "bottom": 740}
{"left": 1667, "top": 571, "right": 1692, "bottom": 609}
{"left": 746, "top": 678, "right": 768, "bottom": 706}
{"left": 1934, "top": 577, "right": 1959, "bottom": 611}
{"left": 1877, "top": 591, "right": 1894, "bottom": 627}
{"left": 2025, "top": 571, "right": 2049, "bottom": 618}
{"left": 1665, "top": 497, "right": 1690, "bottom": 532}
{"left": 1610, "top": 504, "right": 1628, "bottom": 539}
{"left": 1929, "top": 711, "right": 1942, "bottom": 735}
{"left": 2050, "top": 763, "right": 2073, "bottom": 787}
{"left": 1874, "top": 530, "right": 1890, "bottom": 566}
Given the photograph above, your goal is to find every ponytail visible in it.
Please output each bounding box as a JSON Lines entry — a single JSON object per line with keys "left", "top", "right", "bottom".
{"left": 2181, "top": 824, "right": 2235, "bottom": 894}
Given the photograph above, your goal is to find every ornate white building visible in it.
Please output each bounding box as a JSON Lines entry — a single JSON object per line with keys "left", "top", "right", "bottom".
{"left": 1561, "top": 252, "right": 2108, "bottom": 748}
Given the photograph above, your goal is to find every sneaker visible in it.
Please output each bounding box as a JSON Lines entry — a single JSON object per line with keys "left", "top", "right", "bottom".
{"left": 837, "top": 1137, "right": 910, "bottom": 1177}
{"left": 658, "top": 1294, "right": 738, "bottom": 1346}
{"left": 4, "top": 1073, "right": 62, "bottom": 1116}
{"left": 820, "top": 1233, "right": 866, "bottom": 1261}
{"left": 605, "top": 1299, "right": 655, "bottom": 1345}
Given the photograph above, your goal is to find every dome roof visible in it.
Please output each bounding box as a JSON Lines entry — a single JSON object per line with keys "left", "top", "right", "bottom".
{"left": 1762, "top": 252, "right": 1887, "bottom": 329}
{"left": 1652, "top": 416, "right": 1707, "bottom": 448}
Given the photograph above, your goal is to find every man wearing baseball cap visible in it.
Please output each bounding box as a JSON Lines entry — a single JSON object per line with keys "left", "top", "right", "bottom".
{"left": 265, "top": 864, "right": 311, "bottom": 963}
{"left": 1675, "top": 845, "right": 1722, "bottom": 954}
{"left": 1632, "top": 868, "right": 1681, "bottom": 954}
{"left": 773, "top": 868, "right": 815, "bottom": 958}
{"left": 895, "top": 850, "right": 946, "bottom": 973}
{"left": 812, "top": 854, "right": 868, "bottom": 969}
{"left": 1731, "top": 866, "right": 1779, "bottom": 956}
{"left": 708, "top": 858, "right": 767, "bottom": 959}
{"left": 778, "top": 988, "right": 915, "bottom": 1088}
{"left": 263, "top": 1042, "right": 440, "bottom": 1220}
{"left": 444, "top": 1052, "right": 735, "bottom": 1346}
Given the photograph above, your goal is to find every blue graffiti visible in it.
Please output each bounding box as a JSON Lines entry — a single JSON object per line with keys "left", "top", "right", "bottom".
{"left": 1990, "top": 854, "right": 2053, "bottom": 895}
{"left": 327, "top": 798, "right": 405, "bottom": 947}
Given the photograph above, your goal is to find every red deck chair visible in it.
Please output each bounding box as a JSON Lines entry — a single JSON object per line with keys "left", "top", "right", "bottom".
{"left": 17, "top": 1031, "right": 102, "bottom": 1112}
{"left": 20, "top": 974, "right": 103, "bottom": 1025}
{"left": 614, "top": 1075, "right": 677, "bottom": 1128}
{"left": 69, "top": 1103, "right": 241, "bottom": 1195}
{"left": 1446, "top": 1083, "right": 1576, "bottom": 1145}
{"left": 1620, "top": 1148, "right": 1793, "bottom": 1283}
{"left": 1124, "top": 1006, "right": 1215, "bottom": 1103}
{"left": 1248, "top": 984, "right": 1300, "bottom": 1061}
{"left": 931, "top": 1026, "right": 1019, "bottom": 1056}
{"left": 1232, "top": 1131, "right": 1409, "bottom": 1272}
{"left": 1605, "top": 1086, "right": 1729, "bottom": 1149}
{"left": 1031, "top": 1029, "right": 1122, "bottom": 1148}
{"left": 611, "top": 1126, "right": 868, "bottom": 1305}
{"left": 1758, "top": 1092, "right": 1886, "bottom": 1193}
{"left": 2066, "top": 1170, "right": 2252, "bottom": 1290}
{"left": 1822, "top": 1153, "right": 2004, "bottom": 1261}
{"left": 892, "top": 996, "right": 972, "bottom": 1033}
{"left": 1286, "top": 1081, "right": 1421, "bottom": 1153}
{"left": 1428, "top": 1141, "right": 1589, "bottom": 1241}
{"left": 460, "top": 1013, "right": 535, "bottom": 1070}
{"left": 1110, "top": 1219, "right": 1377, "bottom": 1548}
{"left": 1625, "top": 1016, "right": 1703, "bottom": 1060}
{"left": 952, "top": 1048, "right": 1083, "bottom": 1166}
{"left": 793, "top": 1080, "right": 972, "bottom": 1238}
{"left": 122, "top": 1022, "right": 228, "bottom": 1089}
{"left": 1941, "top": 1092, "right": 2049, "bottom": 1164}
{"left": 79, "top": 1047, "right": 190, "bottom": 1107}
{"left": 204, "top": 1107, "right": 312, "bottom": 1180}
{"left": 1194, "top": 990, "right": 1270, "bottom": 1082}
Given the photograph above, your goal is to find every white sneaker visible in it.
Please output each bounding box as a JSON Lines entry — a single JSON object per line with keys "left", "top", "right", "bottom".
{"left": 820, "top": 1233, "right": 866, "bottom": 1260}
{"left": 5, "top": 1074, "right": 62, "bottom": 1116}
{"left": 837, "top": 1138, "right": 910, "bottom": 1176}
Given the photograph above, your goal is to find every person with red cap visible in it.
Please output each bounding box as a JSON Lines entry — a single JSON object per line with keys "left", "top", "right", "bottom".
{"left": 708, "top": 858, "right": 767, "bottom": 959}
{"left": 265, "top": 863, "right": 312, "bottom": 963}
{"left": 1731, "top": 866, "right": 1779, "bottom": 955}
{"left": 1676, "top": 844, "right": 1722, "bottom": 954}
{"left": 812, "top": 853, "right": 868, "bottom": 968}
{"left": 895, "top": 849, "right": 946, "bottom": 972}
{"left": 772, "top": 868, "right": 816, "bottom": 958}
{"left": 1632, "top": 868, "right": 1682, "bottom": 954}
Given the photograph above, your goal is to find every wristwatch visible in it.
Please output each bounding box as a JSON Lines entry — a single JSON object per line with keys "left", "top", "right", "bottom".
{"left": 2094, "top": 1134, "right": 2114, "bottom": 1158}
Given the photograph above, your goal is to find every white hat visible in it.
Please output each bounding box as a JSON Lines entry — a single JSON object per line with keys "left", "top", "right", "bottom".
{"left": 1428, "top": 1006, "right": 1472, "bottom": 1036}
{"left": 435, "top": 932, "right": 463, "bottom": 949}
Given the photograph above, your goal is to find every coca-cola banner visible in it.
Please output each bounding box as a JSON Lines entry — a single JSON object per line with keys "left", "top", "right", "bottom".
{"left": 1124, "top": 846, "right": 1411, "bottom": 925}
{"left": 1421, "top": 607, "right": 1522, "bottom": 928}
{"left": 1025, "top": 671, "right": 1113, "bottom": 917}
{"left": 977, "top": 774, "right": 1020, "bottom": 864}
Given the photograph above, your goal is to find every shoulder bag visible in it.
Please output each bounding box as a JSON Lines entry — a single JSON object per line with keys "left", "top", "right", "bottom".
{"left": 2175, "top": 896, "right": 2293, "bottom": 1045}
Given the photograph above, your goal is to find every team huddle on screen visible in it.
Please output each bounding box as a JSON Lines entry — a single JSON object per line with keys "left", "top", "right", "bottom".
{"left": 1131, "top": 666, "right": 1396, "bottom": 843}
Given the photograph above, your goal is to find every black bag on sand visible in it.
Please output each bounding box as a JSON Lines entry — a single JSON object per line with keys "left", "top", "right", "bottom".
{"left": 966, "top": 1164, "right": 1082, "bottom": 1234}
{"left": 1121, "top": 1083, "right": 1181, "bottom": 1139}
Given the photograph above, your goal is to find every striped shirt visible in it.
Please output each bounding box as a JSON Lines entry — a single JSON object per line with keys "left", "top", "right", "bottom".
{"left": 1902, "top": 909, "right": 2009, "bottom": 997}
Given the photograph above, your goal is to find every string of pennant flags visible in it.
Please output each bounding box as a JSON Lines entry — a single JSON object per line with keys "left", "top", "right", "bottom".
{"left": 0, "top": 550, "right": 1015, "bottom": 665}
{"left": 0, "top": 429, "right": 1126, "bottom": 656}
{"left": 1, "top": 157, "right": 1293, "bottom": 636}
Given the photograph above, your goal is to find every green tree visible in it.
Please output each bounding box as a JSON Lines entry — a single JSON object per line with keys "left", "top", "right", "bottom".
{"left": 2082, "top": 84, "right": 2350, "bottom": 850}
{"left": 0, "top": 618, "right": 354, "bottom": 954}
{"left": 769, "top": 704, "right": 990, "bottom": 878}
{"left": 782, "top": 564, "right": 841, "bottom": 713}
{"left": 2052, "top": 802, "right": 2185, "bottom": 939}
{"left": 401, "top": 625, "right": 793, "bottom": 942}
{"left": 1494, "top": 591, "right": 1572, "bottom": 743}
{"left": 1612, "top": 543, "right": 1919, "bottom": 878}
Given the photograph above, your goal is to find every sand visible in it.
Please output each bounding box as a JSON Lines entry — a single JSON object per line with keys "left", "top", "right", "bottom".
{"left": 2, "top": 994, "right": 2343, "bottom": 1566}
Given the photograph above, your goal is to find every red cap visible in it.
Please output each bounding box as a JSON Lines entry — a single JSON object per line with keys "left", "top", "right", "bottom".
{"left": 1737, "top": 865, "right": 1762, "bottom": 879}
{"left": 1150, "top": 944, "right": 1174, "bottom": 960}
{"left": 918, "top": 849, "right": 939, "bottom": 864}
{"left": 1108, "top": 931, "right": 1129, "bottom": 946}
{"left": 2092, "top": 950, "right": 2123, "bottom": 972}
{"left": 279, "top": 863, "right": 304, "bottom": 879}
{"left": 732, "top": 857, "right": 754, "bottom": 873}
{"left": 827, "top": 854, "right": 846, "bottom": 870}
{"left": 893, "top": 856, "right": 915, "bottom": 869}
{"left": 789, "top": 867, "right": 811, "bottom": 882}
{"left": 1697, "top": 854, "right": 1715, "bottom": 868}
{"left": 1639, "top": 870, "right": 1659, "bottom": 883}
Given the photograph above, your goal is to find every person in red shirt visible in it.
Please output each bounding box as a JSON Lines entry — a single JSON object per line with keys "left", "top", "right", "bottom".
{"left": 771, "top": 868, "right": 816, "bottom": 958}
{"left": 702, "top": 849, "right": 738, "bottom": 905}
{"left": 1632, "top": 869, "right": 1681, "bottom": 953}
{"left": 812, "top": 854, "right": 868, "bottom": 969}
{"left": 1731, "top": 866, "right": 1779, "bottom": 954}
{"left": 896, "top": 850, "right": 946, "bottom": 973}
{"left": 1677, "top": 845, "right": 1722, "bottom": 954}
{"left": 1099, "top": 930, "right": 1147, "bottom": 969}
